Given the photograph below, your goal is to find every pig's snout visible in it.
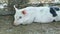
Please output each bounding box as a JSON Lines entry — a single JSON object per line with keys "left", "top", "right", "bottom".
{"left": 13, "top": 21, "right": 20, "bottom": 26}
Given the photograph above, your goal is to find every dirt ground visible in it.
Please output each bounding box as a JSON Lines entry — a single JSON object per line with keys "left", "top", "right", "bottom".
{"left": 0, "top": 16, "right": 60, "bottom": 34}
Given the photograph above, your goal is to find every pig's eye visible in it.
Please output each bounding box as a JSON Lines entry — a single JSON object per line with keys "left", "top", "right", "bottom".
{"left": 19, "top": 16, "right": 22, "bottom": 19}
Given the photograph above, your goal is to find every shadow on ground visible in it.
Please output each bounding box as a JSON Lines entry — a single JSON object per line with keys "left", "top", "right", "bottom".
{"left": 0, "top": 16, "right": 60, "bottom": 34}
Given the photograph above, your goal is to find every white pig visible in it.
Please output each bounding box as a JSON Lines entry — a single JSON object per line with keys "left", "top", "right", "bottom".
{"left": 13, "top": 5, "right": 60, "bottom": 26}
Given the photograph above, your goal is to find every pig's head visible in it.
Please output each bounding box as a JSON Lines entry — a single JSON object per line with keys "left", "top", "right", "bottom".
{"left": 13, "top": 5, "right": 28, "bottom": 26}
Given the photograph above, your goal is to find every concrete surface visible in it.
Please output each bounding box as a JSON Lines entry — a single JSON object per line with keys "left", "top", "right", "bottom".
{"left": 0, "top": 16, "right": 60, "bottom": 34}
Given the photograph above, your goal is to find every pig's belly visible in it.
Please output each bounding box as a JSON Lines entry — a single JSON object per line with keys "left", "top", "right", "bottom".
{"left": 34, "top": 13, "right": 54, "bottom": 23}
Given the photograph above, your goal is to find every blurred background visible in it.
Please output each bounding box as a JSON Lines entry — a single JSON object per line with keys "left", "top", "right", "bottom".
{"left": 0, "top": 0, "right": 60, "bottom": 34}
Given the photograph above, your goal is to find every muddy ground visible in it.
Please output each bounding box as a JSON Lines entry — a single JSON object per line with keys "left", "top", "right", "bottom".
{"left": 0, "top": 16, "right": 60, "bottom": 34}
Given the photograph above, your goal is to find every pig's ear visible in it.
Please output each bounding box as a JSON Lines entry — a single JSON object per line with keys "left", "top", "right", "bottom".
{"left": 22, "top": 10, "right": 27, "bottom": 15}
{"left": 14, "top": 5, "right": 19, "bottom": 11}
